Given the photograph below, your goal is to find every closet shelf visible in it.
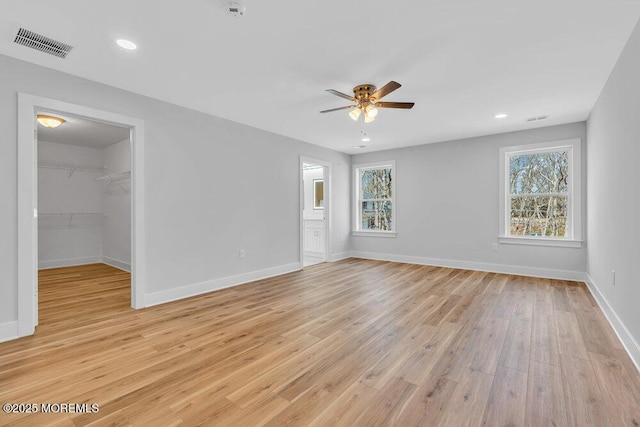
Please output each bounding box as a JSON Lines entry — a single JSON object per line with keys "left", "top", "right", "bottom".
{"left": 38, "top": 212, "right": 106, "bottom": 228}
{"left": 38, "top": 161, "right": 106, "bottom": 177}
{"left": 95, "top": 171, "right": 130, "bottom": 182}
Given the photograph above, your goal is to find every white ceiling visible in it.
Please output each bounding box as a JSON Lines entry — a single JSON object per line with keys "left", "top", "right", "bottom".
{"left": 2, "top": 1, "right": 639, "bottom": 154}
{"left": 37, "top": 114, "right": 130, "bottom": 149}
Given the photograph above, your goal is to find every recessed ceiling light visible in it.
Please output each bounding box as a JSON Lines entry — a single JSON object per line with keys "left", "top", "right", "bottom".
{"left": 495, "top": 113, "right": 508, "bottom": 119}
{"left": 361, "top": 137, "right": 371, "bottom": 142}
{"left": 116, "top": 39, "right": 137, "bottom": 50}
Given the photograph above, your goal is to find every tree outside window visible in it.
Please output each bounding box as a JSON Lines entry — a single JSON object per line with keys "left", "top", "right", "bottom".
{"left": 354, "top": 161, "right": 395, "bottom": 235}
{"left": 499, "top": 138, "right": 582, "bottom": 246}
{"left": 509, "top": 150, "right": 568, "bottom": 237}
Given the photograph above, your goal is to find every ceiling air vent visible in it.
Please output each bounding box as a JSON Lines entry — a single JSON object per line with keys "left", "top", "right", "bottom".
{"left": 13, "top": 28, "right": 73, "bottom": 59}
{"left": 525, "top": 115, "right": 550, "bottom": 122}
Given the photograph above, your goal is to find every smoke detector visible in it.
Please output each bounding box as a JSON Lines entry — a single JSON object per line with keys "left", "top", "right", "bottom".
{"left": 228, "top": 2, "right": 246, "bottom": 17}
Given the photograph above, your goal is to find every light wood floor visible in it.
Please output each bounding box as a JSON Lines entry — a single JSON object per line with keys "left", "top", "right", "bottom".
{"left": 1, "top": 260, "right": 639, "bottom": 426}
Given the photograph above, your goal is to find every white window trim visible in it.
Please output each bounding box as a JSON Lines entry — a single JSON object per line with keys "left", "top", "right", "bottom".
{"left": 353, "top": 160, "right": 397, "bottom": 237}
{"left": 498, "top": 139, "right": 582, "bottom": 248}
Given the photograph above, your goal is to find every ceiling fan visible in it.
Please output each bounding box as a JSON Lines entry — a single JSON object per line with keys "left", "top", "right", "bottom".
{"left": 320, "top": 81, "right": 414, "bottom": 123}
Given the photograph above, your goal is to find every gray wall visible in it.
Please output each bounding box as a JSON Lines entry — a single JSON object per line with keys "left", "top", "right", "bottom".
{"left": 587, "top": 21, "right": 640, "bottom": 346}
{"left": 351, "top": 122, "right": 587, "bottom": 277}
{"left": 0, "top": 54, "right": 351, "bottom": 324}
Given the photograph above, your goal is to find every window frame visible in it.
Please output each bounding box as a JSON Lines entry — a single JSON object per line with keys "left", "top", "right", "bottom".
{"left": 353, "top": 160, "right": 397, "bottom": 237}
{"left": 498, "top": 138, "right": 582, "bottom": 248}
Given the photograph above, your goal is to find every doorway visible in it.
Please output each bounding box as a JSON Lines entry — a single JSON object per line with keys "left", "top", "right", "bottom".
{"left": 17, "top": 94, "right": 146, "bottom": 337}
{"left": 300, "top": 157, "right": 331, "bottom": 267}
{"left": 36, "top": 114, "right": 132, "bottom": 326}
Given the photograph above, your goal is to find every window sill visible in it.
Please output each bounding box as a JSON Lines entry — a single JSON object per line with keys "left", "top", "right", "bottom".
{"left": 352, "top": 231, "right": 397, "bottom": 238}
{"left": 498, "top": 236, "right": 583, "bottom": 248}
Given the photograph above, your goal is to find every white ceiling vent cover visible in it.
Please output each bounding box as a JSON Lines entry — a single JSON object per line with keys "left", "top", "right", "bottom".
{"left": 14, "top": 28, "right": 73, "bottom": 59}
{"left": 525, "top": 114, "right": 550, "bottom": 122}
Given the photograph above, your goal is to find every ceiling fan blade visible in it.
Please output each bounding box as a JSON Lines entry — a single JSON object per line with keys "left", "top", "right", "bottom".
{"left": 371, "top": 81, "right": 401, "bottom": 101}
{"left": 376, "top": 101, "right": 415, "bottom": 109}
{"left": 319, "top": 105, "right": 355, "bottom": 113}
{"left": 326, "top": 89, "right": 356, "bottom": 102}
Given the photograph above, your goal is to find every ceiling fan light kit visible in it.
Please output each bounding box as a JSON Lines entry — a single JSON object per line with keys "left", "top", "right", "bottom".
{"left": 320, "top": 81, "right": 414, "bottom": 123}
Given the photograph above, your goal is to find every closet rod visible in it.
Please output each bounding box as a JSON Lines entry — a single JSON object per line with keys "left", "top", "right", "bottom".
{"left": 95, "top": 171, "right": 131, "bottom": 182}
{"left": 38, "top": 161, "right": 106, "bottom": 177}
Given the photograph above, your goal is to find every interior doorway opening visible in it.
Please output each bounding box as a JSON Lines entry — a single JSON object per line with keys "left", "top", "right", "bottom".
{"left": 36, "top": 114, "right": 132, "bottom": 328}
{"left": 300, "top": 158, "right": 330, "bottom": 267}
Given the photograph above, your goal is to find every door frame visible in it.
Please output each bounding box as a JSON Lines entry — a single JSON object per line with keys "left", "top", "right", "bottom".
{"left": 299, "top": 156, "right": 331, "bottom": 267}
{"left": 17, "top": 93, "right": 146, "bottom": 337}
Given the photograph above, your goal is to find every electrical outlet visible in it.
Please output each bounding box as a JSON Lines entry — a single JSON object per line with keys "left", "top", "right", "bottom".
{"left": 239, "top": 249, "right": 245, "bottom": 259}
{"left": 492, "top": 243, "right": 499, "bottom": 251}
{"left": 612, "top": 270, "right": 616, "bottom": 286}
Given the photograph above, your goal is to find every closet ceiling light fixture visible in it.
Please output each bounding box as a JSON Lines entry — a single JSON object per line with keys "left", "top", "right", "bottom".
{"left": 37, "top": 115, "right": 65, "bottom": 128}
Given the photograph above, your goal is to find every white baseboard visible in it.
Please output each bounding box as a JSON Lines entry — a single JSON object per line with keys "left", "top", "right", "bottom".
{"left": 144, "top": 262, "right": 302, "bottom": 307}
{"left": 0, "top": 321, "right": 19, "bottom": 344}
{"left": 101, "top": 256, "right": 131, "bottom": 272}
{"left": 584, "top": 274, "right": 640, "bottom": 372}
{"left": 329, "top": 251, "right": 352, "bottom": 262}
{"left": 350, "top": 251, "right": 586, "bottom": 281}
{"left": 303, "top": 250, "right": 324, "bottom": 260}
{"left": 38, "top": 256, "right": 102, "bottom": 270}
{"left": 38, "top": 256, "right": 131, "bottom": 272}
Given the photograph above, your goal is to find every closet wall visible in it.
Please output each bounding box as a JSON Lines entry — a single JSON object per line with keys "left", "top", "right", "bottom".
{"left": 38, "top": 139, "right": 131, "bottom": 271}
{"left": 102, "top": 139, "right": 131, "bottom": 270}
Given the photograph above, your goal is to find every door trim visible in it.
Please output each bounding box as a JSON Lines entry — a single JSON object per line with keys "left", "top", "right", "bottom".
{"left": 17, "top": 93, "right": 146, "bottom": 337}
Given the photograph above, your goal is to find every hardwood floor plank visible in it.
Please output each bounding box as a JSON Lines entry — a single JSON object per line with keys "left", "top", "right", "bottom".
{"left": 264, "top": 386, "right": 335, "bottom": 427}
{"left": 467, "top": 317, "right": 510, "bottom": 375}
{"left": 551, "top": 282, "right": 574, "bottom": 312}
{"left": 0, "top": 261, "right": 637, "bottom": 426}
{"left": 589, "top": 351, "right": 640, "bottom": 426}
{"left": 530, "top": 312, "right": 561, "bottom": 366}
{"left": 525, "top": 360, "right": 568, "bottom": 427}
{"left": 438, "top": 368, "right": 494, "bottom": 427}
{"left": 555, "top": 310, "right": 589, "bottom": 360}
{"left": 482, "top": 365, "right": 528, "bottom": 426}
{"left": 351, "top": 377, "right": 416, "bottom": 427}
{"left": 356, "top": 329, "right": 431, "bottom": 390}
{"left": 499, "top": 316, "right": 532, "bottom": 372}
{"left": 574, "top": 311, "right": 620, "bottom": 357}
{"left": 394, "top": 375, "right": 458, "bottom": 427}
{"left": 560, "top": 354, "right": 610, "bottom": 426}
{"left": 308, "top": 382, "right": 378, "bottom": 427}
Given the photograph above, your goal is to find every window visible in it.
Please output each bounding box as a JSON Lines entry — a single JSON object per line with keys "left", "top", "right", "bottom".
{"left": 499, "top": 139, "right": 582, "bottom": 247}
{"left": 353, "top": 161, "right": 396, "bottom": 237}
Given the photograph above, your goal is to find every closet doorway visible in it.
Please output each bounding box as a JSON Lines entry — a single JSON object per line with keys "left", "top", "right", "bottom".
{"left": 17, "top": 94, "right": 146, "bottom": 337}
{"left": 37, "top": 115, "right": 132, "bottom": 326}
{"left": 38, "top": 116, "right": 131, "bottom": 270}
{"left": 300, "top": 157, "right": 331, "bottom": 267}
